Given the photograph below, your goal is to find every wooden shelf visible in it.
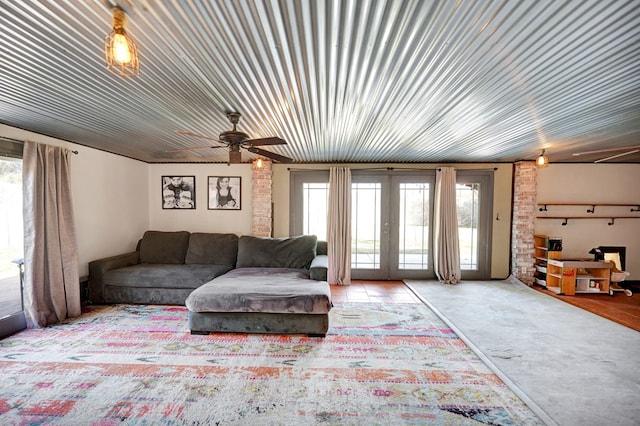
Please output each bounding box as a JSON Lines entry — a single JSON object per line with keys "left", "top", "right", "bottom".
{"left": 536, "top": 216, "right": 640, "bottom": 226}
{"left": 538, "top": 203, "right": 640, "bottom": 213}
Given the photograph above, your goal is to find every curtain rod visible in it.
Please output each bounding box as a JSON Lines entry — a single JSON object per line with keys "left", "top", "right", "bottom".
{"left": 0, "top": 136, "right": 24, "bottom": 144}
{"left": 437, "top": 167, "right": 497, "bottom": 171}
{"left": 0, "top": 137, "right": 78, "bottom": 154}
{"left": 287, "top": 166, "right": 498, "bottom": 172}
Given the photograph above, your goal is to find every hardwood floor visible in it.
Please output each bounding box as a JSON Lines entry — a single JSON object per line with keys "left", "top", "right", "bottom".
{"left": 330, "top": 280, "right": 422, "bottom": 304}
{"left": 533, "top": 285, "right": 640, "bottom": 332}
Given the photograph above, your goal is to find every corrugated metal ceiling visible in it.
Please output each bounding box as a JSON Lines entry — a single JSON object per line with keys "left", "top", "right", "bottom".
{"left": 1, "top": 0, "right": 639, "bottom": 164}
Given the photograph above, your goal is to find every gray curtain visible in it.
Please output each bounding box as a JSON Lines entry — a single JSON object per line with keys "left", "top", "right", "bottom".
{"left": 23, "top": 141, "right": 81, "bottom": 327}
{"left": 327, "top": 167, "right": 351, "bottom": 285}
{"left": 434, "top": 167, "right": 461, "bottom": 284}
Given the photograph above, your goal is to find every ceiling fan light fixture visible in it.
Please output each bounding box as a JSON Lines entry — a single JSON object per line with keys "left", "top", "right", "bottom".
{"left": 536, "top": 150, "right": 549, "bottom": 168}
{"left": 104, "top": 6, "right": 139, "bottom": 77}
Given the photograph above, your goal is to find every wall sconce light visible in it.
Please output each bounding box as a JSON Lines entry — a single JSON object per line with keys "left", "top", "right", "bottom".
{"left": 104, "top": 6, "right": 139, "bottom": 77}
{"left": 255, "top": 158, "right": 264, "bottom": 168}
{"left": 536, "top": 149, "right": 549, "bottom": 168}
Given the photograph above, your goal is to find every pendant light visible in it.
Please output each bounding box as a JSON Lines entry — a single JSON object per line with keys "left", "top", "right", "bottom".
{"left": 536, "top": 149, "right": 549, "bottom": 168}
{"left": 104, "top": 6, "right": 139, "bottom": 77}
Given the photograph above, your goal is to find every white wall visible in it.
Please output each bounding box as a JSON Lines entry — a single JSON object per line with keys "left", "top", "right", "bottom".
{"left": 0, "top": 125, "right": 149, "bottom": 277}
{"left": 536, "top": 164, "right": 640, "bottom": 279}
{"left": 72, "top": 146, "right": 148, "bottom": 276}
{"left": 147, "top": 163, "right": 254, "bottom": 235}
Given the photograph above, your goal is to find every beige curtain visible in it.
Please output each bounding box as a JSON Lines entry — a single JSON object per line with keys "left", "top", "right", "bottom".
{"left": 433, "top": 167, "right": 461, "bottom": 284}
{"left": 23, "top": 141, "right": 81, "bottom": 327}
{"left": 327, "top": 167, "right": 351, "bottom": 285}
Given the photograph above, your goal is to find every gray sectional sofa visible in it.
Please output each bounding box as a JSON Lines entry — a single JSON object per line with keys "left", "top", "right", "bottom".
{"left": 88, "top": 231, "right": 331, "bottom": 335}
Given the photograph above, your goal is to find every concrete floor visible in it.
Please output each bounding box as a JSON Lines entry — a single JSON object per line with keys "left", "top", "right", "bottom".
{"left": 406, "top": 278, "right": 640, "bottom": 426}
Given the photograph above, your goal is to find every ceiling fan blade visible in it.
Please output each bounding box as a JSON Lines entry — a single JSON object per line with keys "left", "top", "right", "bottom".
{"left": 165, "top": 145, "right": 225, "bottom": 153}
{"left": 593, "top": 149, "right": 640, "bottom": 163}
{"left": 176, "top": 130, "right": 220, "bottom": 141}
{"left": 247, "top": 147, "right": 293, "bottom": 163}
{"left": 572, "top": 145, "right": 640, "bottom": 156}
{"left": 246, "top": 137, "right": 286, "bottom": 146}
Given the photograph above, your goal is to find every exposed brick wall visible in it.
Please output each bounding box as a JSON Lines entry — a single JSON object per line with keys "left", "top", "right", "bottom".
{"left": 252, "top": 159, "right": 272, "bottom": 237}
{"left": 511, "top": 161, "right": 537, "bottom": 284}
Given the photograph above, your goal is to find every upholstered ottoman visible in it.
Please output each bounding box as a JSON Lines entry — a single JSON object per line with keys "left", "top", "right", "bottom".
{"left": 185, "top": 267, "right": 332, "bottom": 336}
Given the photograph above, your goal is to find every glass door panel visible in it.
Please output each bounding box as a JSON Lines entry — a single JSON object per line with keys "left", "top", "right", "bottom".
{"left": 390, "top": 175, "right": 434, "bottom": 279}
{"left": 351, "top": 181, "right": 383, "bottom": 272}
{"left": 302, "top": 182, "right": 329, "bottom": 239}
{"left": 0, "top": 155, "right": 25, "bottom": 338}
{"left": 397, "top": 183, "right": 430, "bottom": 270}
{"left": 457, "top": 183, "right": 480, "bottom": 270}
{"left": 455, "top": 171, "right": 493, "bottom": 280}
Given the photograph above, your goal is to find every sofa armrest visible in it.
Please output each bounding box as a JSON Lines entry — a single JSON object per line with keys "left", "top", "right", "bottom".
{"left": 309, "top": 254, "right": 328, "bottom": 281}
{"left": 88, "top": 251, "right": 139, "bottom": 303}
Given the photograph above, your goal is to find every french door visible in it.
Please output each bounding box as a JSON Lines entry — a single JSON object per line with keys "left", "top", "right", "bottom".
{"left": 351, "top": 171, "right": 435, "bottom": 280}
{"left": 291, "top": 169, "right": 493, "bottom": 280}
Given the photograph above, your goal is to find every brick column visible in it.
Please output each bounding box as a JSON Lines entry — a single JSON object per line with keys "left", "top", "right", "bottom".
{"left": 252, "top": 159, "right": 272, "bottom": 237}
{"left": 511, "top": 161, "right": 537, "bottom": 285}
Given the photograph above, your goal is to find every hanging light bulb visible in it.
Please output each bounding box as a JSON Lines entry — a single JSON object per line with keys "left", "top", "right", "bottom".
{"left": 112, "top": 33, "right": 131, "bottom": 64}
{"left": 104, "top": 6, "right": 139, "bottom": 76}
{"left": 256, "top": 158, "right": 264, "bottom": 168}
{"left": 536, "top": 149, "right": 549, "bottom": 168}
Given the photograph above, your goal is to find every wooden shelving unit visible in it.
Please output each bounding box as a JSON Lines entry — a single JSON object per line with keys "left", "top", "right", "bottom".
{"left": 533, "top": 235, "right": 562, "bottom": 288}
{"left": 546, "top": 259, "right": 612, "bottom": 296}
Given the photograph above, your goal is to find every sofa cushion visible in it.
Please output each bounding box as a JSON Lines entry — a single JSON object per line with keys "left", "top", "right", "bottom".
{"left": 185, "top": 267, "right": 332, "bottom": 314}
{"left": 139, "top": 231, "right": 191, "bottom": 264}
{"left": 236, "top": 235, "right": 317, "bottom": 269}
{"left": 185, "top": 233, "right": 238, "bottom": 265}
{"left": 103, "top": 263, "right": 232, "bottom": 289}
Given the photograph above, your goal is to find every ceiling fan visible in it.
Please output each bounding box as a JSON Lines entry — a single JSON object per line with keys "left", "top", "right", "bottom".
{"left": 171, "top": 112, "right": 293, "bottom": 164}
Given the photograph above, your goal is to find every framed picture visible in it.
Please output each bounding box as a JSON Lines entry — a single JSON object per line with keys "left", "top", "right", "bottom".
{"left": 208, "top": 176, "right": 241, "bottom": 210}
{"left": 162, "top": 176, "right": 195, "bottom": 209}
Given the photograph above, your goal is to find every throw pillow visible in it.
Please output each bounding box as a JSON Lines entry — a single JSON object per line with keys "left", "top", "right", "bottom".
{"left": 139, "top": 231, "right": 191, "bottom": 264}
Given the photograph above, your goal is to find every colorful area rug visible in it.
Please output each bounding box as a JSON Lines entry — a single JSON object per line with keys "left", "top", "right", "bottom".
{"left": 0, "top": 303, "right": 542, "bottom": 425}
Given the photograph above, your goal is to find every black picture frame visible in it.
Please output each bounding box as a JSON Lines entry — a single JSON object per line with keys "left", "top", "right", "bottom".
{"left": 208, "top": 176, "right": 241, "bottom": 210}
{"left": 162, "top": 176, "right": 195, "bottom": 209}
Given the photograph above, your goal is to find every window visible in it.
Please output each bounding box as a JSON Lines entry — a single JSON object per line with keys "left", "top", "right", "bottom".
{"left": 291, "top": 168, "right": 493, "bottom": 279}
{"left": 0, "top": 139, "right": 26, "bottom": 338}
{"left": 457, "top": 182, "right": 480, "bottom": 270}
{"left": 302, "top": 182, "right": 329, "bottom": 238}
